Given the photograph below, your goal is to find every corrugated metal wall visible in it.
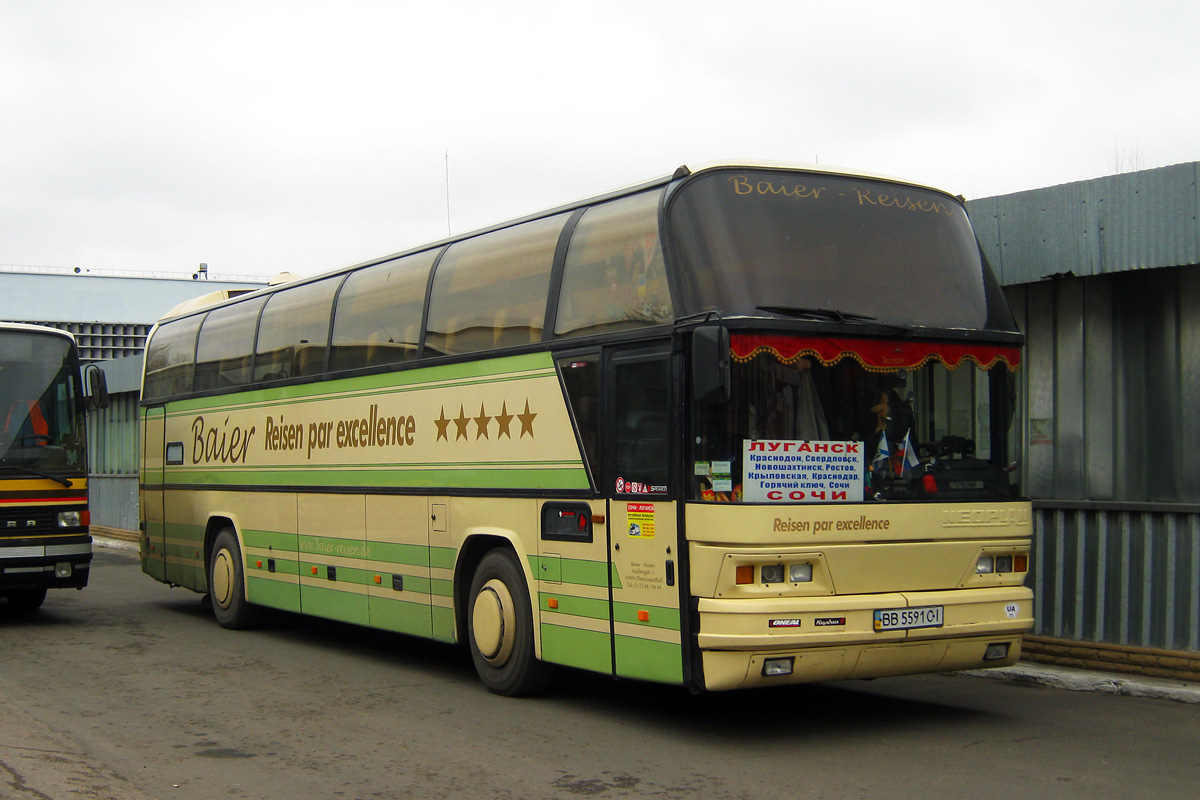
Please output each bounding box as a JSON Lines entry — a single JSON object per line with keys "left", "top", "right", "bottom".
{"left": 1005, "top": 266, "right": 1200, "bottom": 652}
{"left": 1005, "top": 268, "right": 1200, "bottom": 503}
{"left": 86, "top": 390, "right": 141, "bottom": 533}
{"left": 1032, "top": 506, "right": 1200, "bottom": 651}
{"left": 972, "top": 161, "right": 1200, "bottom": 285}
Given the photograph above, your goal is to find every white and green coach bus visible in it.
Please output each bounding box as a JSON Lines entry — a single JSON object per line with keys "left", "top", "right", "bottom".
{"left": 139, "top": 162, "right": 1033, "bottom": 695}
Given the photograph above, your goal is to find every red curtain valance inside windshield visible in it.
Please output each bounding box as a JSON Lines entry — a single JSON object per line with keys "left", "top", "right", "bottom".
{"left": 730, "top": 334, "right": 1021, "bottom": 372}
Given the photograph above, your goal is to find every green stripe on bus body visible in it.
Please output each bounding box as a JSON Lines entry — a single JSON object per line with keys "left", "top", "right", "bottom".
{"left": 430, "top": 546, "right": 455, "bottom": 571}
{"left": 616, "top": 637, "right": 683, "bottom": 685}
{"left": 164, "top": 353, "right": 557, "bottom": 414}
{"left": 540, "top": 623, "right": 612, "bottom": 674}
{"left": 613, "top": 602, "right": 680, "bottom": 631}
{"left": 432, "top": 606, "right": 456, "bottom": 643}
{"left": 369, "top": 595, "right": 433, "bottom": 638}
{"left": 243, "top": 529, "right": 297, "bottom": 552}
{"left": 301, "top": 584, "right": 370, "bottom": 626}
{"left": 247, "top": 557, "right": 300, "bottom": 577}
{"left": 366, "top": 540, "right": 431, "bottom": 568}
{"left": 163, "top": 521, "right": 205, "bottom": 542}
{"left": 247, "top": 575, "right": 301, "bottom": 613}
{"left": 528, "top": 556, "right": 612, "bottom": 589}
{"left": 538, "top": 592, "right": 609, "bottom": 621}
{"left": 163, "top": 466, "right": 589, "bottom": 491}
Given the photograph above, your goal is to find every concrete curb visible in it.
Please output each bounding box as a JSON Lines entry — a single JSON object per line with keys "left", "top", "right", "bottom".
{"left": 962, "top": 662, "right": 1200, "bottom": 704}
{"left": 93, "top": 535, "right": 139, "bottom": 553}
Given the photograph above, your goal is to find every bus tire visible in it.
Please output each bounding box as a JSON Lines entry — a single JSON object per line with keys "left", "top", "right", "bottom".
{"left": 208, "top": 527, "right": 260, "bottom": 630}
{"left": 5, "top": 588, "right": 47, "bottom": 612}
{"left": 467, "top": 548, "right": 553, "bottom": 696}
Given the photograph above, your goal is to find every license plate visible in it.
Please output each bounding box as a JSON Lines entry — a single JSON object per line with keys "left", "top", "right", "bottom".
{"left": 874, "top": 605, "right": 944, "bottom": 632}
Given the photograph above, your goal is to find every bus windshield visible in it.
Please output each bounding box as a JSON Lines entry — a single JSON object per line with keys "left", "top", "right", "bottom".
{"left": 0, "top": 332, "right": 86, "bottom": 472}
{"left": 667, "top": 168, "right": 1016, "bottom": 333}
{"left": 691, "top": 334, "right": 1019, "bottom": 503}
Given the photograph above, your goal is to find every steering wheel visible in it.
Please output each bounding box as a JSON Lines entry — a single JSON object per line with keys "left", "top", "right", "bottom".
{"left": 16, "top": 434, "right": 54, "bottom": 446}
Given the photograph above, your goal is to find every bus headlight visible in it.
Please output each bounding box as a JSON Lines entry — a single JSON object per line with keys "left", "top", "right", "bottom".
{"left": 760, "top": 564, "right": 785, "bottom": 584}
{"left": 975, "top": 556, "right": 995, "bottom": 574}
{"left": 58, "top": 510, "right": 82, "bottom": 528}
{"left": 789, "top": 563, "right": 813, "bottom": 583}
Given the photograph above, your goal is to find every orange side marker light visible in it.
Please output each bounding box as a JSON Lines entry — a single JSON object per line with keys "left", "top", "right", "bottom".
{"left": 637, "top": 609, "right": 650, "bottom": 622}
{"left": 548, "top": 598, "right": 559, "bottom": 609}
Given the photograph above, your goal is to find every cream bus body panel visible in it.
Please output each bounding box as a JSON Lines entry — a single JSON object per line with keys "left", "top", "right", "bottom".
{"left": 140, "top": 352, "right": 627, "bottom": 672}
{"left": 686, "top": 501, "right": 1033, "bottom": 690}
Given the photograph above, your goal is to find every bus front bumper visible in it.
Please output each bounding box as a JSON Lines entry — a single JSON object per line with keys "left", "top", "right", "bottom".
{"left": 1, "top": 537, "right": 93, "bottom": 591}
{"left": 697, "top": 585, "right": 1033, "bottom": 691}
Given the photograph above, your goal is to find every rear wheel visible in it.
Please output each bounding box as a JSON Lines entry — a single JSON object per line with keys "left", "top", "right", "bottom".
{"left": 5, "top": 588, "right": 47, "bottom": 612}
{"left": 208, "top": 527, "right": 260, "bottom": 629}
{"left": 467, "top": 548, "right": 553, "bottom": 696}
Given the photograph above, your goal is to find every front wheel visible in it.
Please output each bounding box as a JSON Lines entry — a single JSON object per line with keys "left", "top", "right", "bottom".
{"left": 467, "top": 548, "right": 553, "bottom": 696}
{"left": 208, "top": 527, "right": 261, "bottom": 629}
{"left": 5, "top": 588, "right": 47, "bottom": 612}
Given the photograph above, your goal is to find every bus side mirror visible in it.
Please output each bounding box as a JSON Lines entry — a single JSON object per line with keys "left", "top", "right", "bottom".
{"left": 86, "top": 365, "right": 110, "bottom": 411}
{"left": 692, "top": 325, "right": 730, "bottom": 404}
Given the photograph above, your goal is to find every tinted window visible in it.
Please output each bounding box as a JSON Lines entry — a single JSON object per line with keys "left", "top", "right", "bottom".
{"left": 667, "top": 169, "right": 1001, "bottom": 331}
{"left": 425, "top": 214, "right": 568, "bottom": 355}
{"left": 255, "top": 278, "right": 340, "bottom": 381}
{"left": 143, "top": 314, "right": 203, "bottom": 400}
{"left": 556, "top": 190, "right": 673, "bottom": 337}
{"left": 330, "top": 251, "right": 437, "bottom": 371}
{"left": 194, "top": 297, "right": 266, "bottom": 392}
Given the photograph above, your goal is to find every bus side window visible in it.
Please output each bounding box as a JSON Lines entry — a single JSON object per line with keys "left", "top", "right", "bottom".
{"left": 613, "top": 356, "right": 671, "bottom": 491}
{"left": 194, "top": 297, "right": 265, "bottom": 392}
{"left": 330, "top": 252, "right": 436, "bottom": 372}
{"left": 556, "top": 189, "right": 673, "bottom": 339}
{"left": 557, "top": 355, "right": 600, "bottom": 480}
{"left": 425, "top": 215, "right": 567, "bottom": 356}
{"left": 255, "top": 277, "right": 339, "bottom": 381}
{"left": 143, "top": 314, "right": 203, "bottom": 401}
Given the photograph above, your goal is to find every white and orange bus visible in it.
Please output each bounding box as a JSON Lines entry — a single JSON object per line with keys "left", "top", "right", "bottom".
{"left": 139, "top": 162, "right": 1033, "bottom": 694}
{"left": 2, "top": 323, "right": 105, "bottom": 610}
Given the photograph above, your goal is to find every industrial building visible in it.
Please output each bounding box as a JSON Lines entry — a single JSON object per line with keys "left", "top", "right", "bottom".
{"left": 0, "top": 265, "right": 265, "bottom": 534}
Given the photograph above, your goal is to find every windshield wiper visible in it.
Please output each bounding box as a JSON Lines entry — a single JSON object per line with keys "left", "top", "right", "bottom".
{"left": 757, "top": 305, "right": 878, "bottom": 323}
{"left": 0, "top": 462, "right": 74, "bottom": 488}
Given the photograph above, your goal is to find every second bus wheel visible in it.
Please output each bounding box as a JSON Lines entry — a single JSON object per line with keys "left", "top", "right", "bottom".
{"left": 467, "top": 548, "right": 554, "bottom": 696}
{"left": 208, "top": 527, "right": 261, "bottom": 630}
{"left": 5, "top": 587, "right": 47, "bottom": 612}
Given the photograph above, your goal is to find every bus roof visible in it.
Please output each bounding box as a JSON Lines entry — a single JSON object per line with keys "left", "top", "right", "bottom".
{"left": 154, "top": 161, "right": 961, "bottom": 324}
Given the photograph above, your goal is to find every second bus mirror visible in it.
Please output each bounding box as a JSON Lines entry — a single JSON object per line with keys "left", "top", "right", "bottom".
{"left": 86, "top": 364, "right": 110, "bottom": 411}
{"left": 692, "top": 325, "right": 730, "bottom": 404}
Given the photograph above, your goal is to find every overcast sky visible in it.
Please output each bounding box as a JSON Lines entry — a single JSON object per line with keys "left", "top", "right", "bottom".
{"left": 3, "top": 0, "right": 1198, "bottom": 280}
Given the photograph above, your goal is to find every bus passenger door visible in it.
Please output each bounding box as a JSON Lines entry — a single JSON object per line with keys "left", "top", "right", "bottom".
{"left": 538, "top": 354, "right": 611, "bottom": 676}
{"left": 605, "top": 346, "right": 684, "bottom": 685}
{"left": 140, "top": 406, "right": 167, "bottom": 581}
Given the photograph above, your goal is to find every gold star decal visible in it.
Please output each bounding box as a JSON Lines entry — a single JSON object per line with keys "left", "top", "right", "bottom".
{"left": 474, "top": 403, "right": 491, "bottom": 439}
{"left": 454, "top": 404, "right": 470, "bottom": 440}
{"left": 434, "top": 407, "right": 451, "bottom": 441}
{"left": 518, "top": 399, "right": 537, "bottom": 439}
{"left": 495, "top": 401, "right": 513, "bottom": 438}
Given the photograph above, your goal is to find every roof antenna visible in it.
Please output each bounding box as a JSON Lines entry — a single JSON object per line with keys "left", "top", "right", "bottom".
{"left": 445, "top": 149, "right": 452, "bottom": 236}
